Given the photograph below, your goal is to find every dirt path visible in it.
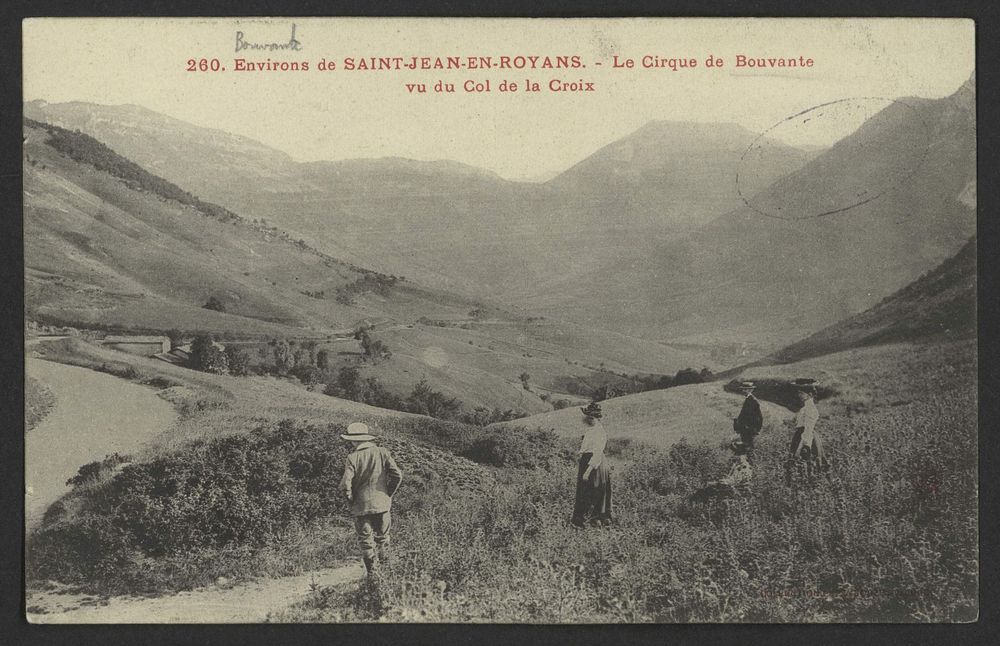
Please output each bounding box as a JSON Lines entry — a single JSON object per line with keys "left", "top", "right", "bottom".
{"left": 25, "top": 356, "right": 367, "bottom": 623}
{"left": 27, "top": 563, "right": 365, "bottom": 623}
{"left": 24, "top": 358, "right": 178, "bottom": 532}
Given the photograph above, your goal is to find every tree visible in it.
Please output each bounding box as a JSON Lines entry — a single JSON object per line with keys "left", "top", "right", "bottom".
{"left": 203, "top": 296, "right": 226, "bottom": 312}
{"left": 407, "top": 378, "right": 461, "bottom": 419}
{"left": 519, "top": 372, "right": 531, "bottom": 390}
{"left": 190, "top": 335, "right": 229, "bottom": 374}
{"left": 272, "top": 339, "right": 294, "bottom": 374}
{"left": 355, "top": 327, "right": 390, "bottom": 363}
{"left": 673, "top": 367, "right": 704, "bottom": 386}
{"left": 316, "top": 349, "right": 330, "bottom": 371}
{"left": 225, "top": 346, "right": 252, "bottom": 376}
{"left": 325, "top": 366, "right": 366, "bottom": 400}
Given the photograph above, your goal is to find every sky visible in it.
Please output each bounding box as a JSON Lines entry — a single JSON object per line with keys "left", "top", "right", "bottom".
{"left": 23, "top": 18, "right": 974, "bottom": 180}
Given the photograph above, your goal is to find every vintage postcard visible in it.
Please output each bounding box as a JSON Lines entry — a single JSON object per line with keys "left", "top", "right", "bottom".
{"left": 23, "top": 17, "right": 976, "bottom": 623}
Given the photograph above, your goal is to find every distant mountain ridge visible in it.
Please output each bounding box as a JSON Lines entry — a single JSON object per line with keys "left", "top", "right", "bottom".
{"left": 22, "top": 100, "right": 818, "bottom": 326}
{"left": 24, "top": 80, "right": 975, "bottom": 350}
{"left": 527, "top": 77, "right": 976, "bottom": 346}
{"left": 548, "top": 120, "right": 815, "bottom": 228}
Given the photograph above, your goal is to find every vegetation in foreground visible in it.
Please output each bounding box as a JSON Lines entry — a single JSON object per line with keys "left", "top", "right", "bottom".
{"left": 274, "top": 341, "right": 977, "bottom": 623}
{"left": 26, "top": 418, "right": 515, "bottom": 595}
{"left": 27, "top": 340, "right": 977, "bottom": 622}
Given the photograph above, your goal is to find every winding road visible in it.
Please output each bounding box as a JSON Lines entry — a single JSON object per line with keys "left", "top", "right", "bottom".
{"left": 25, "top": 357, "right": 364, "bottom": 623}
{"left": 25, "top": 357, "right": 179, "bottom": 531}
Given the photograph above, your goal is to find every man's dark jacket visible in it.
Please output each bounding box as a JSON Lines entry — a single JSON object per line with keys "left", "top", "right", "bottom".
{"left": 734, "top": 395, "right": 763, "bottom": 438}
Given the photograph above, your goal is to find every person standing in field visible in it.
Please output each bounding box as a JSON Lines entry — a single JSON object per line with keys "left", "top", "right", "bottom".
{"left": 340, "top": 422, "right": 403, "bottom": 575}
{"left": 733, "top": 380, "right": 764, "bottom": 458}
{"left": 571, "top": 401, "right": 613, "bottom": 528}
{"left": 785, "top": 378, "right": 829, "bottom": 484}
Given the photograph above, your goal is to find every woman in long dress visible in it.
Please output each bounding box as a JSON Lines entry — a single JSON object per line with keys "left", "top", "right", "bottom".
{"left": 572, "top": 401, "right": 612, "bottom": 527}
{"left": 785, "top": 378, "right": 830, "bottom": 484}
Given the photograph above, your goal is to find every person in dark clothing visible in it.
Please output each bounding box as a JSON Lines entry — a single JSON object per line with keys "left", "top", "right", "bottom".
{"left": 733, "top": 381, "right": 763, "bottom": 458}
{"left": 571, "top": 401, "right": 612, "bottom": 527}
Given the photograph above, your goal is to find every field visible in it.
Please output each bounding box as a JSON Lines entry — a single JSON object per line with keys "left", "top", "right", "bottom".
{"left": 490, "top": 381, "right": 791, "bottom": 453}
{"left": 26, "top": 336, "right": 977, "bottom": 622}
{"left": 273, "top": 339, "right": 977, "bottom": 622}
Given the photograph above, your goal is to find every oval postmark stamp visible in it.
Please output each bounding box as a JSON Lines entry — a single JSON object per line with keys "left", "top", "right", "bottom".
{"left": 735, "top": 97, "right": 934, "bottom": 220}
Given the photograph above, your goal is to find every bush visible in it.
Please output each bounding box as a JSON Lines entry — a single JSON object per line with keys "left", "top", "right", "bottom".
{"left": 321, "top": 367, "right": 408, "bottom": 411}
{"left": 27, "top": 418, "right": 495, "bottom": 596}
{"left": 722, "top": 378, "right": 838, "bottom": 410}
{"left": 225, "top": 346, "right": 252, "bottom": 376}
{"left": 189, "top": 335, "right": 229, "bottom": 374}
{"left": 462, "top": 426, "right": 573, "bottom": 469}
{"left": 407, "top": 378, "right": 461, "bottom": 420}
{"left": 25, "top": 376, "right": 56, "bottom": 432}
{"left": 203, "top": 296, "right": 226, "bottom": 312}
{"left": 65, "top": 453, "right": 132, "bottom": 489}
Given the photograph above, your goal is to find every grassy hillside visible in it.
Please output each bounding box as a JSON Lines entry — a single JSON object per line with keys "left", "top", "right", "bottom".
{"left": 770, "top": 237, "right": 976, "bottom": 363}
{"left": 24, "top": 120, "right": 713, "bottom": 415}
{"left": 490, "top": 382, "right": 790, "bottom": 453}
{"left": 549, "top": 121, "right": 814, "bottom": 228}
{"left": 282, "top": 339, "right": 975, "bottom": 622}
{"left": 24, "top": 337, "right": 566, "bottom": 595}
{"left": 24, "top": 121, "right": 395, "bottom": 336}
{"left": 21, "top": 102, "right": 809, "bottom": 340}
{"left": 528, "top": 79, "right": 977, "bottom": 347}
{"left": 27, "top": 333, "right": 977, "bottom": 622}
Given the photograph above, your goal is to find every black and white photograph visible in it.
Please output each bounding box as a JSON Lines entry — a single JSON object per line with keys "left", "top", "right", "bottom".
{"left": 21, "top": 17, "right": 977, "bottom": 623}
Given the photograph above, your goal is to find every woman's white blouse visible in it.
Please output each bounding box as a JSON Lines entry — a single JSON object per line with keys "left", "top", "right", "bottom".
{"left": 579, "top": 421, "right": 608, "bottom": 469}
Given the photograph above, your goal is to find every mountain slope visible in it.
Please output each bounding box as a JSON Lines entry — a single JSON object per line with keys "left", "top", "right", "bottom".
{"left": 527, "top": 77, "right": 976, "bottom": 347}
{"left": 22, "top": 102, "right": 813, "bottom": 305}
{"left": 549, "top": 121, "right": 814, "bottom": 228}
{"left": 24, "top": 120, "right": 713, "bottom": 414}
{"left": 769, "top": 236, "right": 976, "bottom": 363}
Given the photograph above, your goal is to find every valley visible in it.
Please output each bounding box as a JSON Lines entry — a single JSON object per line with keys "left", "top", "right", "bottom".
{"left": 21, "top": 72, "right": 978, "bottom": 623}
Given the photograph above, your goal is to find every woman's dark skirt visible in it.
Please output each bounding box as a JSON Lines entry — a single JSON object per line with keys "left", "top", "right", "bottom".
{"left": 572, "top": 453, "right": 612, "bottom": 526}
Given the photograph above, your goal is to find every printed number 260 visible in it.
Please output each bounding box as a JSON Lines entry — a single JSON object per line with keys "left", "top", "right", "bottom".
{"left": 187, "top": 59, "right": 222, "bottom": 72}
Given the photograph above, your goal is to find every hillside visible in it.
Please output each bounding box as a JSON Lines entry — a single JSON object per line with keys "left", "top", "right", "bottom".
{"left": 769, "top": 236, "right": 976, "bottom": 363}
{"left": 22, "top": 102, "right": 813, "bottom": 321}
{"left": 490, "top": 381, "right": 791, "bottom": 452}
{"left": 528, "top": 77, "right": 976, "bottom": 347}
{"left": 549, "top": 121, "right": 814, "bottom": 228}
{"left": 25, "top": 83, "right": 975, "bottom": 354}
{"left": 23, "top": 119, "right": 427, "bottom": 336}
{"left": 23, "top": 120, "right": 712, "bottom": 414}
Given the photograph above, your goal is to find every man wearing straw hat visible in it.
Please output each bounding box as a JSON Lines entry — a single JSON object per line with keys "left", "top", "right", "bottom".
{"left": 340, "top": 422, "right": 403, "bottom": 575}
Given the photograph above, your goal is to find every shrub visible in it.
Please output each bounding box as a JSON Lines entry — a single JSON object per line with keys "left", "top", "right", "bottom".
{"left": 203, "top": 296, "right": 226, "bottom": 312}
{"left": 189, "top": 335, "right": 229, "bottom": 374}
{"left": 722, "top": 378, "right": 838, "bottom": 410}
{"left": 225, "top": 346, "right": 252, "bottom": 376}
{"left": 407, "top": 378, "right": 461, "bottom": 420}
{"left": 25, "top": 376, "right": 56, "bottom": 432}
{"left": 462, "top": 426, "right": 573, "bottom": 469}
